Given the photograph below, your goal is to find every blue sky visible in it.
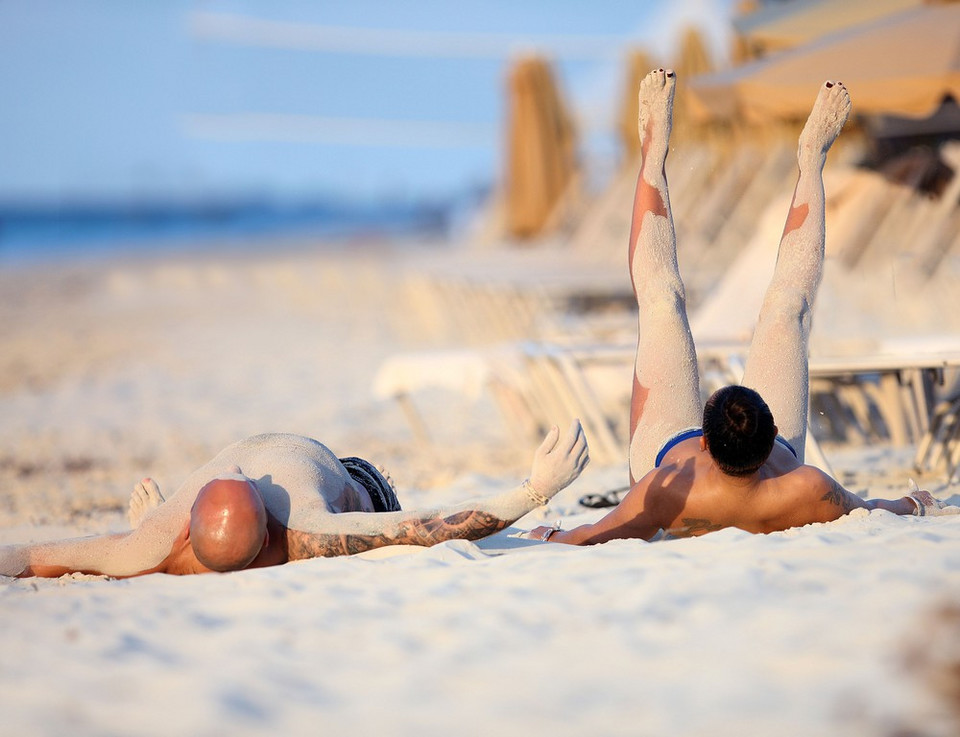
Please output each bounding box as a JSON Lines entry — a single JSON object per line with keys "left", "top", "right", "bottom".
{"left": 0, "top": 0, "right": 735, "bottom": 205}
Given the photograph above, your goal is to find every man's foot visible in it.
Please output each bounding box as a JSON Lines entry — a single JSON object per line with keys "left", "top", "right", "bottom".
{"left": 638, "top": 68, "right": 676, "bottom": 168}
{"left": 128, "top": 478, "right": 165, "bottom": 528}
{"left": 798, "top": 81, "right": 850, "bottom": 170}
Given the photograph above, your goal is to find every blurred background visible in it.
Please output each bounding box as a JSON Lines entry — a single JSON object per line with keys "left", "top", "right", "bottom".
{"left": 4, "top": 0, "right": 958, "bottom": 263}
{"left": 3, "top": 0, "right": 960, "bottom": 474}
{"left": 2, "top": 9, "right": 960, "bottom": 734}
{"left": 0, "top": 0, "right": 736, "bottom": 262}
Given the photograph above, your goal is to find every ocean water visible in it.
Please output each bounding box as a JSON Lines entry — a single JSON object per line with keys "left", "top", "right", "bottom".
{"left": 0, "top": 199, "right": 450, "bottom": 267}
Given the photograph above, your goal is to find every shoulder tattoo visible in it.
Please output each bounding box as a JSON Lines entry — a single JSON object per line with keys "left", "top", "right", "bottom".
{"left": 820, "top": 479, "right": 857, "bottom": 514}
{"left": 286, "top": 510, "right": 508, "bottom": 560}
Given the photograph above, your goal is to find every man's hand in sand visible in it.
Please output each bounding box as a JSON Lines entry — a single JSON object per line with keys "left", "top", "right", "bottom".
{"left": 908, "top": 488, "right": 960, "bottom": 517}
{"left": 526, "top": 420, "right": 590, "bottom": 503}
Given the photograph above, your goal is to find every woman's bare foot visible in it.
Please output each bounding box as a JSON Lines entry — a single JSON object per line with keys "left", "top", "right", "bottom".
{"left": 798, "top": 80, "right": 851, "bottom": 170}
{"left": 128, "top": 478, "right": 165, "bottom": 528}
{"left": 638, "top": 68, "right": 676, "bottom": 169}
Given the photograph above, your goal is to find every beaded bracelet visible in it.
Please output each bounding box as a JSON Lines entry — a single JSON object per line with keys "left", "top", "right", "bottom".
{"left": 906, "top": 492, "right": 924, "bottom": 516}
{"left": 522, "top": 479, "right": 550, "bottom": 507}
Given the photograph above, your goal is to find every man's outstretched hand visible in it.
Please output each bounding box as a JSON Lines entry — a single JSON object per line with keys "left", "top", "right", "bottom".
{"left": 909, "top": 489, "right": 960, "bottom": 516}
{"left": 528, "top": 419, "right": 590, "bottom": 500}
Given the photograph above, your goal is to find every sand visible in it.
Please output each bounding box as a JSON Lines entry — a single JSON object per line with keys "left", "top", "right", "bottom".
{"left": 1, "top": 240, "right": 958, "bottom": 736}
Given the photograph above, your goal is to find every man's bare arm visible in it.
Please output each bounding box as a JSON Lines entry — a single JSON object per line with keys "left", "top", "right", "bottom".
{"left": 817, "top": 475, "right": 922, "bottom": 520}
{"left": 286, "top": 508, "right": 511, "bottom": 558}
{"left": 534, "top": 472, "right": 667, "bottom": 545}
{"left": 286, "top": 420, "right": 589, "bottom": 558}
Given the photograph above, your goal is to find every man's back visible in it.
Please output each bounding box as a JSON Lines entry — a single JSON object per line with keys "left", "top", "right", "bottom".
{"left": 547, "top": 438, "right": 848, "bottom": 545}
{"left": 652, "top": 439, "right": 843, "bottom": 537}
{"left": 173, "top": 433, "right": 378, "bottom": 520}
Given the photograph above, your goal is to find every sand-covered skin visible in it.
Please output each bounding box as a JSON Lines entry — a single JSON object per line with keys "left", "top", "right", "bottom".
{"left": 1, "top": 242, "right": 958, "bottom": 736}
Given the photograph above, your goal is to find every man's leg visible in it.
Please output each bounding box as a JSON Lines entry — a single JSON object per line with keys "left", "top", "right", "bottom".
{"left": 741, "top": 82, "right": 850, "bottom": 460}
{"left": 628, "top": 69, "right": 702, "bottom": 483}
{"left": 128, "top": 463, "right": 248, "bottom": 528}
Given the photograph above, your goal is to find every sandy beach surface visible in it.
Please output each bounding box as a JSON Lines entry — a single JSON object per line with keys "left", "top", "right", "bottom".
{"left": 1, "top": 240, "right": 958, "bottom": 737}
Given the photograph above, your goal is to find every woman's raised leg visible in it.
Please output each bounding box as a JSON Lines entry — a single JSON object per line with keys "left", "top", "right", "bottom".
{"left": 741, "top": 81, "right": 850, "bottom": 460}
{"left": 628, "top": 69, "right": 702, "bottom": 483}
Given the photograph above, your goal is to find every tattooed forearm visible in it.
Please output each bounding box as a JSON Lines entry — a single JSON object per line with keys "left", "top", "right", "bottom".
{"left": 820, "top": 480, "right": 858, "bottom": 514}
{"left": 286, "top": 510, "right": 510, "bottom": 560}
{"left": 667, "top": 518, "right": 725, "bottom": 538}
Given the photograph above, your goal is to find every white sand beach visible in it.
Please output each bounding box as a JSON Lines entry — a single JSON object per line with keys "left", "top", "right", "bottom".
{"left": 1, "top": 242, "right": 958, "bottom": 737}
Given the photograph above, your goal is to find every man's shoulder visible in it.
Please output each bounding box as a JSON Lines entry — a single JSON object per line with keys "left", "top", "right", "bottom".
{"left": 637, "top": 457, "right": 701, "bottom": 511}
{"left": 772, "top": 462, "right": 837, "bottom": 499}
{"left": 788, "top": 463, "right": 833, "bottom": 483}
{"left": 643, "top": 452, "right": 701, "bottom": 486}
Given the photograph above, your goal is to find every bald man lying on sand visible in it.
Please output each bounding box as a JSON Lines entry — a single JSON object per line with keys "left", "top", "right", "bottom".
{"left": 529, "top": 70, "right": 953, "bottom": 545}
{"left": 1, "top": 422, "right": 588, "bottom": 577}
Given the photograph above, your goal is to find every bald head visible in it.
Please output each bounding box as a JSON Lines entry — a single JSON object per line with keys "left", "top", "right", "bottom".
{"left": 189, "top": 475, "right": 267, "bottom": 572}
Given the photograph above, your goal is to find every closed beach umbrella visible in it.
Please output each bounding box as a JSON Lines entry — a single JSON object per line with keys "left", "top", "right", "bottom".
{"left": 504, "top": 55, "right": 577, "bottom": 239}
{"left": 671, "top": 26, "right": 714, "bottom": 138}
{"left": 688, "top": 2, "right": 960, "bottom": 124}
{"left": 673, "top": 25, "right": 714, "bottom": 81}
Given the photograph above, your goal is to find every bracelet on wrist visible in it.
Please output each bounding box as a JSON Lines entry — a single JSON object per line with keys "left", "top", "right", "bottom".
{"left": 540, "top": 522, "right": 561, "bottom": 541}
{"left": 522, "top": 479, "right": 550, "bottom": 507}
{"left": 906, "top": 493, "right": 921, "bottom": 515}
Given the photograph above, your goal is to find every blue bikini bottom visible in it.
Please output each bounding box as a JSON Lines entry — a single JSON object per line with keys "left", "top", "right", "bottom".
{"left": 654, "top": 427, "right": 798, "bottom": 468}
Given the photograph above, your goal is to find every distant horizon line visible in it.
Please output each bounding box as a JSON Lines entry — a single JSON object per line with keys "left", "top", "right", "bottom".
{"left": 0, "top": 192, "right": 465, "bottom": 213}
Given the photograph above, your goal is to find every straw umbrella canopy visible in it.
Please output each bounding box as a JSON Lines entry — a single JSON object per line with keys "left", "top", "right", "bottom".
{"left": 732, "top": 0, "right": 926, "bottom": 57}
{"left": 504, "top": 55, "right": 578, "bottom": 240}
{"left": 671, "top": 26, "right": 714, "bottom": 139}
{"left": 673, "top": 26, "right": 714, "bottom": 80}
{"left": 687, "top": 2, "right": 960, "bottom": 125}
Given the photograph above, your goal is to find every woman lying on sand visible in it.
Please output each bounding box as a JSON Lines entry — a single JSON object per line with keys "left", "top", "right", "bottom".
{"left": 529, "top": 70, "right": 953, "bottom": 545}
{"left": 1, "top": 422, "right": 588, "bottom": 577}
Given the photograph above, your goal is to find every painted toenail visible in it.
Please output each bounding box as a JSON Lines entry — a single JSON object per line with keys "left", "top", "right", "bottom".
{"left": 825, "top": 82, "right": 833, "bottom": 88}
